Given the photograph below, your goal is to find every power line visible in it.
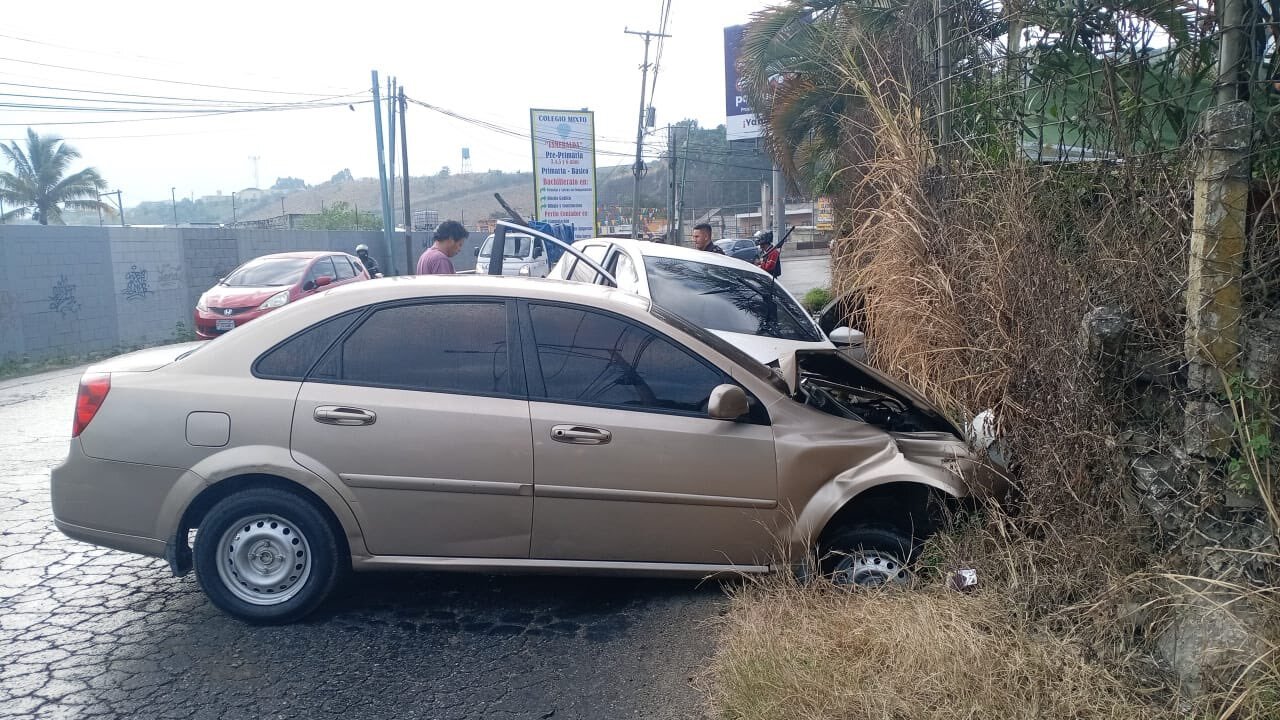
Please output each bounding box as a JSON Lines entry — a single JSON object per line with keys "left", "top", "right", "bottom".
{"left": 0, "top": 55, "right": 351, "bottom": 97}
{"left": 0, "top": 98, "right": 370, "bottom": 126}
{"left": 0, "top": 81, "right": 364, "bottom": 107}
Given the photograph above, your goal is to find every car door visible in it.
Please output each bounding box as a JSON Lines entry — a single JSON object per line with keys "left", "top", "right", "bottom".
{"left": 288, "top": 298, "right": 533, "bottom": 558}
{"left": 519, "top": 300, "right": 779, "bottom": 566}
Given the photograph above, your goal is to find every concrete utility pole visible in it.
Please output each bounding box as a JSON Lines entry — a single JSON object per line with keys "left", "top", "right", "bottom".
{"left": 772, "top": 163, "right": 785, "bottom": 240}
{"left": 935, "top": 0, "right": 952, "bottom": 145}
{"left": 399, "top": 87, "right": 413, "bottom": 274}
{"left": 388, "top": 76, "right": 398, "bottom": 230}
{"left": 371, "top": 70, "right": 396, "bottom": 274}
{"left": 171, "top": 187, "right": 178, "bottom": 225}
{"left": 625, "top": 27, "right": 670, "bottom": 239}
{"left": 1185, "top": 0, "right": 1252, "bottom": 467}
{"left": 116, "top": 191, "right": 124, "bottom": 226}
{"left": 666, "top": 126, "right": 676, "bottom": 242}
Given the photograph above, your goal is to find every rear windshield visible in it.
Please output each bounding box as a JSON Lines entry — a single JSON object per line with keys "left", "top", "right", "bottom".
{"left": 643, "top": 257, "right": 822, "bottom": 342}
{"left": 479, "top": 235, "right": 534, "bottom": 258}
{"left": 224, "top": 257, "right": 311, "bottom": 287}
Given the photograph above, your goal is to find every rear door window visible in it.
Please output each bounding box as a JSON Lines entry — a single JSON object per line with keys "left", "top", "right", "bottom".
{"left": 314, "top": 301, "right": 514, "bottom": 396}
{"left": 332, "top": 256, "right": 356, "bottom": 280}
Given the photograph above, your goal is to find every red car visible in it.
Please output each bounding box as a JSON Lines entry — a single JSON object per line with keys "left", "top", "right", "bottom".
{"left": 194, "top": 251, "right": 370, "bottom": 339}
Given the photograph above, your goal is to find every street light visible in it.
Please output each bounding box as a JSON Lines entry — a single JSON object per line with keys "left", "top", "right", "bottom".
{"left": 97, "top": 190, "right": 124, "bottom": 226}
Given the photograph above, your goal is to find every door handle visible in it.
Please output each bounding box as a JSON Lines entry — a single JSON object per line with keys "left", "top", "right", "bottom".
{"left": 314, "top": 406, "right": 377, "bottom": 426}
{"left": 551, "top": 425, "right": 612, "bottom": 445}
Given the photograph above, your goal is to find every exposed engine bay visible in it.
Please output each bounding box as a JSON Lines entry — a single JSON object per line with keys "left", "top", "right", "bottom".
{"left": 783, "top": 351, "right": 958, "bottom": 435}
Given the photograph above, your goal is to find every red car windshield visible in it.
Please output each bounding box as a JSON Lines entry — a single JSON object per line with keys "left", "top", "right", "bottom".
{"left": 223, "top": 257, "right": 311, "bottom": 287}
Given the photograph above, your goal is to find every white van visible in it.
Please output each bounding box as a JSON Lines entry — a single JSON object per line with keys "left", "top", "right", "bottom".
{"left": 474, "top": 233, "right": 549, "bottom": 277}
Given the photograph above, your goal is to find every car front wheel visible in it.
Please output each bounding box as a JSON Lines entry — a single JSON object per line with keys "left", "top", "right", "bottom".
{"left": 820, "top": 526, "right": 914, "bottom": 587}
{"left": 194, "top": 487, "right": 343, "bottom": 623}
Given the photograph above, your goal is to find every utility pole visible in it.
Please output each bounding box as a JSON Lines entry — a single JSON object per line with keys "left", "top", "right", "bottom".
{"left": 772, "top": 163, "right": 785, "bottom": 240}
{"left": 399, "top": 87, "right": 413, "bottom": 274}
{"left": 371, "top": 70, "right": 396, "bottom": 274}
{"left": 935, "top": 0, "right": 952, "bottom": 145}
{"left": 677, "top": 125, "right": 690, "bottom": 243}
{"left": 171, "top": 187, "right": 178, "bottom": 226}
{"left": 625, "top": 27, "right": 670, "bottom": 239}
{"left": 116, "top": 191, "right": 124, "bottom": 226}
{"left": 388, "top": 76, "right": 398, "bottom": 230}
{"left": 670, "top": 125, "right": 680, "bottom": 240}
{"left": 248, "top": 155, "right": 261, "bottom": 189}
{"left": 231, "top": 192, "right": 237, "bottom": 224}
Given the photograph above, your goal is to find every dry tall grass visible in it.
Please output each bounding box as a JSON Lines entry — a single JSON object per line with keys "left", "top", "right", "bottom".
{"left": 707, "top": 7, "right": 1279, "bottom": 719}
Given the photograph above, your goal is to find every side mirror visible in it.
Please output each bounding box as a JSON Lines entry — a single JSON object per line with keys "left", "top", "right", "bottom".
{"left": 315, "top": 276, "right": 333, "bottom": 287}
{"left": 829, "top": 326, "right": 865, "bottom": 347}
{"left": 707, "top": 384, "right": 749, "bottom": 420}
{"left": 533, "top": 243, "right": 544, "bottom": 258}
{"left": 474, "top": 248, "right": 480, "bottom": 257}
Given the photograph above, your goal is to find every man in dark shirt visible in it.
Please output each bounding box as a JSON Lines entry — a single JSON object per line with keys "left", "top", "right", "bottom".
{"left": 691, "top": 223, "right": 724, "bottom": 254}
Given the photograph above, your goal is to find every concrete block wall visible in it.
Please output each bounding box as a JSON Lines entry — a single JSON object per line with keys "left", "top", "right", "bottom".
{"left": 0, "top": 226, "right": 451, "bottom": 365}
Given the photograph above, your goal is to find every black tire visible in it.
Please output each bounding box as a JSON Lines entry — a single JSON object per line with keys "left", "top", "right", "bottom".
{"left": 194, "top": 487, "right": 344, "bottom": 624}
{"left": 819, "top": 525, "right": 915, "bottom": 587}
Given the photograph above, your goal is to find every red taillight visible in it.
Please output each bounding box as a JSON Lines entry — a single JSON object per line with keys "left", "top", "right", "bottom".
{"left": 72, "top": 373, "right": 111, "bottom": 438}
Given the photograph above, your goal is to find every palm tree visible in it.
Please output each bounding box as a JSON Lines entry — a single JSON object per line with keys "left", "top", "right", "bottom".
{"left": 0, "top": 128, "right": 110, "bottom": 225}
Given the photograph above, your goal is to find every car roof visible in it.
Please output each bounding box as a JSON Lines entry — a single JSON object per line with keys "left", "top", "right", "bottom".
{"left": 577, "top": 237, "right": 768, "bottom": 275}
{"left": 249, "top": 251, "right": 344, "bottom": 260}
{"left": 312, "top": 274, "right": 653, "bottom": 311}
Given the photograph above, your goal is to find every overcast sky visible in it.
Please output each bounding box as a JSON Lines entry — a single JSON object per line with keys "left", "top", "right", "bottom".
{"left": 1, "top": 0, "right": 770, "bottom": 205}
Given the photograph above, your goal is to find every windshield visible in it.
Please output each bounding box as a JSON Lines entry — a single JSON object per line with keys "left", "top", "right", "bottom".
{"left": 650, "top": 305, "right": 790, "bottom": 395}
{"left": 643, "top": 257, "right": 822, "bottom": 342}
{"left": 479, "top": 234, "right": 534, "bottom": 259}
{"left": 223, "top": 257, "right": 311, "bottom": 287}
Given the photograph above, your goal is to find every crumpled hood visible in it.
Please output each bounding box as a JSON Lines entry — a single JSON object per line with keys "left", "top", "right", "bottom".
{"left": 708, "top": 330, "right": 834, "bottom": 365}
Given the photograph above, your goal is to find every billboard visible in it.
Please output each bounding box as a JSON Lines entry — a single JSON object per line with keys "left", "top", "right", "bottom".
{"left": 724, "top": 24, "right": 762, "bottom": 141}
{"left": 530, "top": 109, "right": 598, "bottom": 240}
{"left": 815, "top": 196, "right": 834, "bottom": 230}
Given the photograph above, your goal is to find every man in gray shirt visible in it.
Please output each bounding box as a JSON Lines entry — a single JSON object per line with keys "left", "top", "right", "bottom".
{"left": 416, "top": 220, "right": 469, "bottom": 275}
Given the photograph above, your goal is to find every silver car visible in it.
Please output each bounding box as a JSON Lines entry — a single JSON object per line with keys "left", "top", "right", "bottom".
{"left": 52, "top": 276, "right": 999, "bottom": 623}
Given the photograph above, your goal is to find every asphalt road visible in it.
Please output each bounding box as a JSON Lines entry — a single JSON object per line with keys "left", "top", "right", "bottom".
{"left": 0, "top": 369, "right": 724, "bottom": 720}
{"left": 777, "top": 254, "right": 830, "bottom": 299}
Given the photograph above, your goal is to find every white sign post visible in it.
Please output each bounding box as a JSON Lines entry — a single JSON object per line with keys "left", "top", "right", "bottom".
{"left": 531, "top": 109, "right": 598, "bottom": 240}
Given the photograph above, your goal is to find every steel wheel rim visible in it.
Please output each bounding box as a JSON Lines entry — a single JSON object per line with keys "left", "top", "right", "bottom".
{"left": 832, "top": 549, "right": 909, "bottom": 587}
{"left": 216, "top": 514, "right": 313, "bottom": 606}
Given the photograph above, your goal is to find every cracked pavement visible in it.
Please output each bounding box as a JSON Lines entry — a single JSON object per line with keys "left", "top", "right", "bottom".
{"left": 0, "top": 367, "right": 724, "bottom": 719}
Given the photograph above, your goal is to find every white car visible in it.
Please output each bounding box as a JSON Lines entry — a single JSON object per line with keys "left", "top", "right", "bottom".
{"left": 547, "top": 238, "right": 863, "bottom": 364}
{"left": 474, "top": 233, "right": 550, "bottom": 277}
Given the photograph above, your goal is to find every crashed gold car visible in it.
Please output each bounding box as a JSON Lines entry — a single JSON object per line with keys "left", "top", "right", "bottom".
{"left": 52, "top": 275, "right": 1001, "bottom": 623}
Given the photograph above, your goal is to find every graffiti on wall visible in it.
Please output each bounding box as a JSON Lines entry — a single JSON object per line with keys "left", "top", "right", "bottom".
{"left": 123, "top": 265, "right": 152, "bottom": 301}
{"left": 48, "top": 276, "right": 81, "bottom": 316}
{"left": 158, "top": 263, "right": 183, "bottom": 290}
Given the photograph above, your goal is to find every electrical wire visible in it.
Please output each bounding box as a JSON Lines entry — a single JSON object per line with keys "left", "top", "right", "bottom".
{"left": 0, "top": 55, "right": 354, "bottom": 97}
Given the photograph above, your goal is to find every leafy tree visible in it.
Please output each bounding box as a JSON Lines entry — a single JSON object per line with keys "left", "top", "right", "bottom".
{"left": 438, "top": 166, "right": 451, "bottom": 178}
{"left": 299, "top": 201, "right": 381, "bottom": 231}
{"left": 0, "top": 129, "right": 110, "bottom": 224}
{"left": 272, "top": 176, "right": 306, "bottom": 191}
{"left": 329, "top": 168, "right": 354, "bottom": 184}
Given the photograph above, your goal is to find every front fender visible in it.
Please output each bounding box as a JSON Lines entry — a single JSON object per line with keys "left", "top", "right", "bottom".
{"left": 788, "top": 452, "right": 970, "bottom": 561}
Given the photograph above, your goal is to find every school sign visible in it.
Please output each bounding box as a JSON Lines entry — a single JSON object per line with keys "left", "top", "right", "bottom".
{"left": 530, "top": 109, "right": 598, "bottom": 240}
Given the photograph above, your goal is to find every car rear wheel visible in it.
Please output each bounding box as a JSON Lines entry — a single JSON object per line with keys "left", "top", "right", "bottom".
{"left": 820, "top": 526, "right": 914, "bottom": 587}
{"left": 194, "top": 487, "right": 343, "bottom": 624}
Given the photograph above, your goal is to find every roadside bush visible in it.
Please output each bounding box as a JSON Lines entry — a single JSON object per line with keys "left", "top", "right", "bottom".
{"left": 801, "top": 287, "right": 832, "bottom": 314}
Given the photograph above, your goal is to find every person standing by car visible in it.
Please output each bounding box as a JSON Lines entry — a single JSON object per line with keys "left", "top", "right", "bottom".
{"left": 755, "top": 232, "right": 782, "bottom": 278}
{"left": 415, "top": 220, "right": 469, "bottom": 275}
{"left": 353, "top": 244, "right": 382, "bottom": 278}
{"left": 691, "top": 223, "right": 724, "bottom": 254}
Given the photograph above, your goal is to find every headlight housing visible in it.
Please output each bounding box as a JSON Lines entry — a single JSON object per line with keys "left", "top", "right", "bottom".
{"left": 258, "top": 290, "right": 290, "bottom": 310}
{"left": 196, "top": 294, "right": 209, "bottom": 312}
{"left": 518, "top": 265, "right": 532, "bottom": 276}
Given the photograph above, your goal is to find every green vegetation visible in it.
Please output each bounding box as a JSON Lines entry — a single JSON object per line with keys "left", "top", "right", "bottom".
{"left": 801, "top": 287, "right": 832, "bottom": 313}
{"left": 298, "top": 201, "right": 381, "bottom": 231}
{"left": 0, "top": 129, "right": 111, "bottom": 225}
